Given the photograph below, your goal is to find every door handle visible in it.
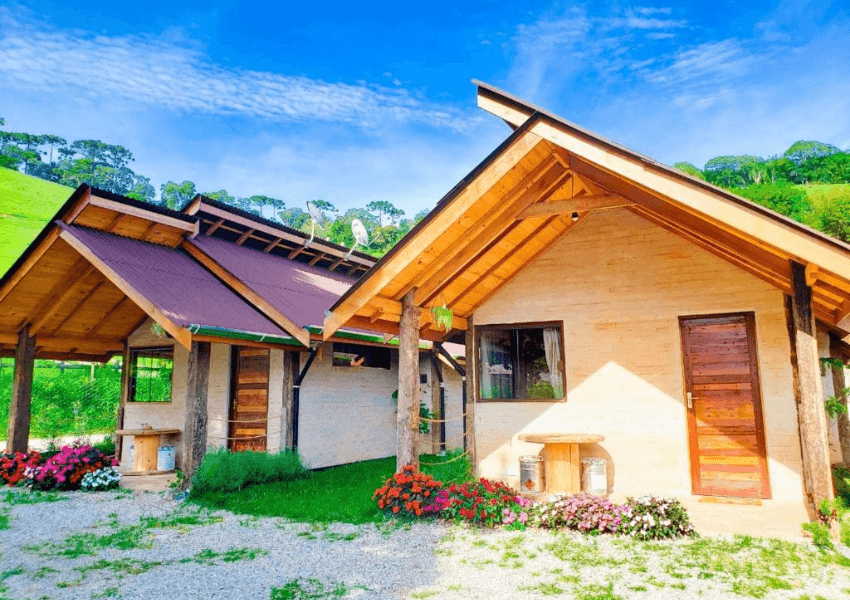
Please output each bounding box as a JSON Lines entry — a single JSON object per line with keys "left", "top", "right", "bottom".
{"left": 686, "top": 392, "right": 696, "bottom": 409}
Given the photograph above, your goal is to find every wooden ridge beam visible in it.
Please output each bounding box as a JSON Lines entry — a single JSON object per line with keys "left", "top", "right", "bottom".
{"left": 518, "top": 195, "right": 632, "bottom": 218}
{"left": 411, "top": 158, "right": 570, "bottom": 307}
{"left": 181, "top": 239, "right": 311, "bottom": 348}
{"left": 57, "top": 224, "right": 193, "bottom": 350}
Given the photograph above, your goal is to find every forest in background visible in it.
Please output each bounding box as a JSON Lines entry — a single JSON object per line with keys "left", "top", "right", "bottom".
{"left": 3, "top": 117, "right": 850, "bottom": 257}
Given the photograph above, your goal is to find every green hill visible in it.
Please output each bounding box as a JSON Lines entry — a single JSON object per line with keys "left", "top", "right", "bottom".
{"left": 0, "top": 167, "right": 72, "bottom": 274}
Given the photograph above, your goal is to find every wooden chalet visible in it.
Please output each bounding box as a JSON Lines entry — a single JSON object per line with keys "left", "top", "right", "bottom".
{"left": 323, "top": 81, "right": 850, "bottom": 532}
{"left": 1, "top": 187, "right": 465, "bottom": 474}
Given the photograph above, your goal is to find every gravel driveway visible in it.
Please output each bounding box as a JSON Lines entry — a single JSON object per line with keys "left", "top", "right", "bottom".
{"left": 1, "top": 489, "right": 848, "bottom": 599}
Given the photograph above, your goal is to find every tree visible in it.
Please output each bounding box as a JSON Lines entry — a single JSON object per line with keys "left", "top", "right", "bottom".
{"left": 737, "top": 183, "right": 813, "bottom": 224}
{"left": 817, "top": 197, "right": 850, "bottom": 243}
{"left": 366, "top": 200, "right": 405, "bottom": 225}
{"left": 160, "top": 181, "right": 197, "bottom": 209}
{"left": 783, "top": 140, "right": 841, "bottom": 163}
{"left": 203, "top": 189, "right": 236, "bottom": 206}
{"left": 672, "top": 162, "right": 705, "bottom": 180}
{"left": 243, "top": 195, "right": 286, "bottom": 220}
{"left": 278, "top": 207, "right": 310, "bottom": 230}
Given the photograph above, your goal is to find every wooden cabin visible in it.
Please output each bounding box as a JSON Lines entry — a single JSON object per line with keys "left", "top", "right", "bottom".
{"left": 323, "top": 81, "right": 850, "bottom": 535}
{"left": 0, "top": 188, "right": 464, "bottom": 474}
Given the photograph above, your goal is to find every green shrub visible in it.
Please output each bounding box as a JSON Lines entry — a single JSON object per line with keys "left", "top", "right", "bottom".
{"left": 190, "top": 449, "right": 307, "bottom": 494}
{"left": 802, "top": 521, "right": 833, "bottom": 551}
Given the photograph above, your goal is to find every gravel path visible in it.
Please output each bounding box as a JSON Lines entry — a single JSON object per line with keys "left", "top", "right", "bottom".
{"left": 1, "top": 489, "right": 849, "bottom": 599}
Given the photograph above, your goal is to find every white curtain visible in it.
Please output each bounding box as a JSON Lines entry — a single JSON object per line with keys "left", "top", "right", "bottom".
{"left": 543, "top": 328, "right": 564, "bottom": 398}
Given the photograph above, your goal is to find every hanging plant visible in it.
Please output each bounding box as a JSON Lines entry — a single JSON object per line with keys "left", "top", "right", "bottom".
{"left": 431, "top": 305, "right": 454, "bottom": 331}
{"left": 150, "top": 322, "right": 167, "bottom": 338}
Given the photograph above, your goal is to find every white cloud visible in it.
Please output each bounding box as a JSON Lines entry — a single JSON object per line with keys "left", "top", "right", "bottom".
{"left": 632, "top": 7, "right": 674, "bottom": 16}
{"left": 646, "top": 39, "right": 754, "bottom": 85}
{"left": 0, "top": 9, "right": 474, "bottom": 132}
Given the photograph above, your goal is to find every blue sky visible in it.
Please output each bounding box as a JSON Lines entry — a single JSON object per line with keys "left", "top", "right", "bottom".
{"left": 0, "top": 0, "right": 848, "bottom": 215}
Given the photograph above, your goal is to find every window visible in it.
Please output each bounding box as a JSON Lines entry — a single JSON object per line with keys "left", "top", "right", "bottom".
{"left": 332, "top": 342, "right": 391, "bottom": 369}
{"left": 128, "top": 346, "right": 174, "bottom": 403}
{"left": 478, "top": 323, "right": 564, "bottom": 400}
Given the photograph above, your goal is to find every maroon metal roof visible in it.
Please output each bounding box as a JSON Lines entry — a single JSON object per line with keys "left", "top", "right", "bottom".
{"left": 63, "top": 226, "right": 288, "bottom": 337}
{"left": 191, "top": 235, "right": 355, "bottom": 328}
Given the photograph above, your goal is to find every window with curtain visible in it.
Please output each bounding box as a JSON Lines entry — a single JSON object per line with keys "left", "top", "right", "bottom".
{"left": 477, "top": 323, "right": 564, "bottom": 401}
{"left": 128, "top": 346, "right": 174, "bottom": 403}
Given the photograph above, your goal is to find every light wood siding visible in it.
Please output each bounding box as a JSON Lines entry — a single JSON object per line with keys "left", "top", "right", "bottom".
{"left": 473, "top": 208, "right": 806, "bottom": 504}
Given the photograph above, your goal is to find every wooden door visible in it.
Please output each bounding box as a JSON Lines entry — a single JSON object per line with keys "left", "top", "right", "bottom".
{"left": 679, "top": 313, "right": 770, "bottom": 499}
{"left": 229, "top": 347, "right": 270, "bottom": 452}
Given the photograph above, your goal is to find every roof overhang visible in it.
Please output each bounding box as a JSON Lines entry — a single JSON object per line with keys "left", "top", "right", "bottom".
{"left": 322, "top": 81, "right": 850, "bottom": 343}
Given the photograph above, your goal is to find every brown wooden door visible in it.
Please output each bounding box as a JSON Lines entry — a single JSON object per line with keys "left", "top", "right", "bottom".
{"left": 679, "top": 313, "right": 770, "bottom": 499}
{"left": 229, "top": 347, "right": 270, "bottom": 452}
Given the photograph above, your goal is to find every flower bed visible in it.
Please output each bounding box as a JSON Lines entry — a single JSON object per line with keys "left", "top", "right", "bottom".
{"left": 1, "top": 443, "right": 117, "bottom": 491}
{"left": 372, "top": 467, "right": 696, "bottom": 540}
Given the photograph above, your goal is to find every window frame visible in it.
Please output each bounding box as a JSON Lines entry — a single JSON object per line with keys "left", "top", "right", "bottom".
{"left": 127, "top": 345, "right": 175, "bottom": 404}
{"left": 475, "top": 320, "right": 566, "bottom": 403}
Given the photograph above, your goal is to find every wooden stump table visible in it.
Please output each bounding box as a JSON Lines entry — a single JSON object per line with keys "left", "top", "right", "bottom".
{"left": 115, "top": 428, "right": 180, "bottom": 475}
{"left": 517, "top": 433, "right": 604, "bottom": 494}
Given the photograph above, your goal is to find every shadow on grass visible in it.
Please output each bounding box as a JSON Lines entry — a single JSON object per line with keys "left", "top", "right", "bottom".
{"left": 190, "top": 452, "right": 471, "bottom": 525}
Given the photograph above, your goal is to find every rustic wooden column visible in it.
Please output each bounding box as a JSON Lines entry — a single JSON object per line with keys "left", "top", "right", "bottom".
{"left": 282, "top": 350, "right": 296, "bottom": 450}
{"left": 430, "top": 353, "right": 442, "bottom": 454}
{"left": 182, "top": 341, "right": 211, "bottom": 486}
{"left": 115, "top": 342, "right": 131, "bottom": 462}
{"left": 787, "top": 261, "right": 834, "bottom": 508}
{"left": 397, "top": 289, "right": 421, "bottom": 472}
{"left": 829, "top": 334, "right": 850, "bottom": 466}
{"left": 465, "top": 315, "right": 478, "bottom": 476}
{"left": 6, "top": 326, "right": 35, "bottom": 454}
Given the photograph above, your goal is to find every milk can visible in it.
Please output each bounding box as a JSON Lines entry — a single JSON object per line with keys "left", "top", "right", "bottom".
{"left": 581, "top": 458, "right": 608, "bottom": 495}
{"left": 519, "top": 455, "right": 545, "bottom": 493}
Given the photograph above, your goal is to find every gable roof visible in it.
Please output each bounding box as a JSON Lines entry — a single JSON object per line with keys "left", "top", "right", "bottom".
{"left": 322, "top": 81, "right": 850, "bottom": 341}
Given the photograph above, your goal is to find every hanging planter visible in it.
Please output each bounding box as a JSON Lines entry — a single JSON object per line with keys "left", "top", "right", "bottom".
{"left": 431, "top": 305, "right": 454, "bottom": 331}
{"left": 150, "top": 322, "right": 167, "bottom": 338}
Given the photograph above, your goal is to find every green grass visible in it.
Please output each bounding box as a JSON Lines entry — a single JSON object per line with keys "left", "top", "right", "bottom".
{"left": 0, "top": 167, "right": 72, "bottom": 274}
{"left": 191, "top": 448, "right": 308, "bottom": 494}
{"left": 269, "top": 579, "right": 366, "bottom": 599}
{"left": 191, "top": 452, "right": 471, "bottom": 524}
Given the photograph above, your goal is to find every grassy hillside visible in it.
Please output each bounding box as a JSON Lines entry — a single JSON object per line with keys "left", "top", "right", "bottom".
{"left": 0, "top": 167, "right": 72, "bottom": 274}
{"left": 802, "top": 183, "right": 850, "bottom": 208}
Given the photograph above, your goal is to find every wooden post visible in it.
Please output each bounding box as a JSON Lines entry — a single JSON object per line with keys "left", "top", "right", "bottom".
{"left": 397, "top": 289, "right": 421, "bottom": 472}
{"left": 282, "top": 350, "right": 296, "bottom": 450}
{"left": 6, "top": 326, "right": 35, "bottom": 453}
{"left": 115, "top": 342, "right": 131, "bottom": 463}
{"left": 430, "top": 355, "right": 441, "bottom": 454}
{"left": 829, "top": 334, "right": 850, "bottom": 466}
{"left": 788, "top": 261, "right": 834, "bottom": 509}
{"left": 465, "top": 315, "right": 478, "bottom": 476}
{"left": 182, "top": 341, "right": 211, "bottom": 486}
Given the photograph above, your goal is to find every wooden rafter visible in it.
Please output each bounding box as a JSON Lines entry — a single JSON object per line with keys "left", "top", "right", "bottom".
{"left": 464, "top": 213, "right": 588, "bottom": 314}
{"left": 289, "top": 246, "right": 306, "bottom": 260}
{"left": 309, "top": 253, "right": 325, "bottom": 266}
{"left": 264, "top": 237, "right": 283, "bottom": 253}
{"left": 206, "top": 218, "right": 225, "bottom": 235}
{"left": 106, "top": 213, "right": 127, "bottom": 232}
{"left": 57, "top": 226, "right": 193, "bottom": 350}
{"left": 408, "top": 157, "right": 570, "bottom": 307}
{"left": 28, "top": 264, "right": 98, "bottom": 335}
{"left": 86, "top": 296, "right": 131, "bottom": 338}
{"left": 236, "top": 229, "right": 255, "bottom": 245}
{"left": 49, "top": 280, "right": 106, "bottom": 336}
{"left": 140, "top": 222, "right": 160, "bottom": 242}
{"left": 448, "top": 214, "right": 563, "bottom": 308}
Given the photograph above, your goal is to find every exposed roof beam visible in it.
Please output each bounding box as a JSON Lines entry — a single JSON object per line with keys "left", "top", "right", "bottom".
{"left": 88, "top": 196, "right": 199, "bottom": 234}
{"left": 57, "top": 224, "right": 193, "bottom": 350}
{"left": 181, "top": 239, "right": 311, "bottom": 348}
{"left": 49, "top": 279, "right": 106, "bottom": 336}
{"left": 86, "top": 296, "right": 131, "bottom": 338}
{"left": 28, "top": 263, "right": 97, "bottom": 335}
{"left": 236, "top": 228, "right": 255, "bottom": 245}
{"left": 309, "top": 253, "right": 326, "bottom": 266}
{"left": 264, "top": 237, "right": 283, "bottom": 253}
{"left": 195, "top": 201, "right": 374, "bottom": 267}
{"left": 518, "top": 195, "right": 632, "bottom": 218}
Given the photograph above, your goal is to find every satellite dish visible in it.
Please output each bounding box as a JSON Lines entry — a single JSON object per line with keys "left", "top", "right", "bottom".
{"left": 305, "top": 201, "right": 328, "bottom": 248}
{"left": 346, "top": 218, "right": 369, "bottom": 259}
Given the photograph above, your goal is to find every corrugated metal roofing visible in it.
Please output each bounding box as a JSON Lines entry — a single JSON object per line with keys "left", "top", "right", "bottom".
{"left": 191, "top": 235, "right": 355, "bottom": 328}
{"left": 63, "top": 226, "right": 288, "bottom": 337}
